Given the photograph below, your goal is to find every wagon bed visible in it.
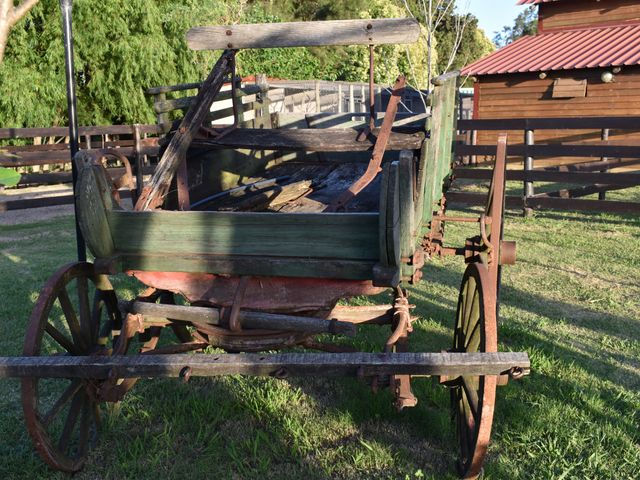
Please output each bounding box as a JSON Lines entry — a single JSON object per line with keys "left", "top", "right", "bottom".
{"left": 0, "top": 16, "right": 528, "bottom": 480}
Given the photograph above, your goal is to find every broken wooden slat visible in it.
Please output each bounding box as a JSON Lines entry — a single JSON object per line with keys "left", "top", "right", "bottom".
{"left": 135, "top": 50, "right": 236, "bottom": 211}
{"left": 187, "top": 18, "right": 420, "bottom": 51}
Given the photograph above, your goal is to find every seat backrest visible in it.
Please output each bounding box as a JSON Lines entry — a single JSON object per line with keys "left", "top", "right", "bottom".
{"left": 186, "top": 18, "right": 420, "bottom": 51}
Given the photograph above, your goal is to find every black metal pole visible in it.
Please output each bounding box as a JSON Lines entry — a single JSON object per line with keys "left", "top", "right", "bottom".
{"left": 60, "top": 0, "right": 86, "bottom": 261}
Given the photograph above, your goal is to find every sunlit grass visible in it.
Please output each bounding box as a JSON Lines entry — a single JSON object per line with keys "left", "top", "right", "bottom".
{"left": 0, "top": 205, "right": 638, "bottom": 479}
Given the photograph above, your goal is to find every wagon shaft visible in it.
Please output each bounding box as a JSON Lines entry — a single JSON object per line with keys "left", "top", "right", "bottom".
{"left": 0, "top": 352, "right": 530, "bottom": 379}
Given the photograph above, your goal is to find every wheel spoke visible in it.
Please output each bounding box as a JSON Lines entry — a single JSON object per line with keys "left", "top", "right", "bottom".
{"left": 76, "top": 276, "right": 92, "bottom": 346}
{"left": 41, "top": 380, "right": 83, "bottom": 427}
{"left": 57, "top": 288, "right": 84, "bottom": 350}
{"left": 91, "top": 402, "right": 101, "bottom": 430}
{"left": 78, "top": 393, "right": 91, "bottom": 457}
{"left": 57, "top": 390, "right": 84, "bottom": 453}
{"left": 45, "top": 323, "right": 80, "bottom": 355}
{"left": 464, "top": 320, "right": 482, "bottom": 352}
{"left": 463, "top": 289, "right": 478, "bottom": 338}
{"left": 461, "top": 376, "right": 480, "bottom": 424}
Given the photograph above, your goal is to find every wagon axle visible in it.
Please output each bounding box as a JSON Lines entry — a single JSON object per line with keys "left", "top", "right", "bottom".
{"left": 0, "top": 352, "right": 530, "bottom": 382}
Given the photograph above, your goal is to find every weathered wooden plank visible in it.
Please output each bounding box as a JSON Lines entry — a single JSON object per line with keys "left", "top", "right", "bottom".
{"left": 398, "top": 151, "right": 416, "bottom": 261}
{"left": 136, "top": 51, "right": 236, "bottom": 211}
{"left": 18, "top": 166, "right": 155, "bottom": 187}
{"left": 120, "top": 254, "right": 377, "bottom": 280}
{"left": 456, "top": 143, "right": 640, "bottom": 158}
{"left": 153, "top": 87, "right": 263, "bottom": 114}
{"left": 0, "top": 124, "right": 161, "bottom": 139}
{"left": 0, "top": 194, "right": 74, "bottom": 212}
{"left": 458, "top": 116, "right": 640, "bottom": 131}
{"left": 0, "top": 145, "right": 160, "bottom": 168}
{"left": 526, "top": 197, "right": 640, "bottom": 214}
{"left": 453, "top": 168, "right": 640, "bottom": 185}
{"left": 186, "top": 18, "right": 420, "bottom": 50}
{"left": 109, "top": 210, "right": 379, "bottom": 260}
{"left": 531, "top": 184, "right": 628, "bottom": 199}
{"left": 446, "top": 191, "right": 640, "bottom": 214}
{"left": 127, "top": 301, "right": 356, "bottom": 336}
{"left": 0, "top": 351, "right": 531, "bottom": 379}
{"left": 190, "top": 128, "right": 424, "bottom": 152}
{"left": 75, "top": 154, "right": 117, "bottom": 258}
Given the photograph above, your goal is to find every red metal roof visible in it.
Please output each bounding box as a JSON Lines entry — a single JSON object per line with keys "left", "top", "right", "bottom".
{"left": 462, "top": 23, "right": 640, "bottom": 75}
{"left": 517, "top": 0, "right": 558, "bottom": 4}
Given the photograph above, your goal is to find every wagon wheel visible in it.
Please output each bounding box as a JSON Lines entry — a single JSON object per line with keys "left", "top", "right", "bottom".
{"left": 21, "top": 262, "right": 125, "bottom": 472}
{"left": 450, "top": 262, "right": 497, "bottom": 479}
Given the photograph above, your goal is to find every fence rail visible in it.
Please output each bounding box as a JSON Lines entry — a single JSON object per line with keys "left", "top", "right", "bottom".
{"left": 454, "top": 116, "right": 640, "bottom": 215}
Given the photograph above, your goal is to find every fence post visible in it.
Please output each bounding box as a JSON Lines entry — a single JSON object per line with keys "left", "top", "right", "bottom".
{"left": 524, "top": 128, "right": 535, "bottom": 217}
{"left": 337, "top": 83, "right": 343, "bottom": 113}
{"left": 254, "top": 74, "right": 270, "bottom": 129}
{"left": 471, "top": 129, "right": 477, "bottom": 165}
{"left": 599, "top": 127, "right": 609, "bottom": 200}
{"left": 361, "top": 84, "right": 366, "bottom": 113}
{"left": 349, "top": 84, "right": 355, "bottom": 112}
{"left": 314, "top": 80, "right": 321, "bottom": 113}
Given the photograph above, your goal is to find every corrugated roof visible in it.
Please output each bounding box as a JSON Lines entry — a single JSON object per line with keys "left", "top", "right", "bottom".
{"left": 517, "top": 0, "right": 558, "bottom": 4}
{"left": 462, "top": 23, "right": 640, "bottom": 75}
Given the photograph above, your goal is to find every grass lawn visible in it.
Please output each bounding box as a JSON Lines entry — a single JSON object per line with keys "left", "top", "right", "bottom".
{"left": 0, "top": 205, "right": 638, "bottom": 479}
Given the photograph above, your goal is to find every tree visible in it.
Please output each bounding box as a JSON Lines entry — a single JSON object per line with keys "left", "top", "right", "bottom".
{"left": 493, "top": 6, "right": 537, "bottom": 48}
{"left": 0, "top": 0, "right": 39, "bottom": 62}
{"left": 399, "top": 1, "right": 493, "bottom": 85}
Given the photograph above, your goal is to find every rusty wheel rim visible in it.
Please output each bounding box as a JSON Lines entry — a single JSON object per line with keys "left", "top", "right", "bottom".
{"left": 451, "top": 262, "right": 497, "bottom": 480}
{"left": 20, "top": 262, "right": 122, "bottom": 472}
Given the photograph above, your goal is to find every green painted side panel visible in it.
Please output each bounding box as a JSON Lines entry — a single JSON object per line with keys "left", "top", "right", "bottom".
{"left": 418, "top": 75, "right": 458, "bottom": 230}
{"left": 120, "top": 254, "right": 376, "bottom": 280}
{"left": 108, "top": 210, "right": 380, "bottom": 261}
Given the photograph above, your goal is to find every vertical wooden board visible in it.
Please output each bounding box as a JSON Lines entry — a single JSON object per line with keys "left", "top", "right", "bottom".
{"left": 75, "top": 157, "right": 116, "bottom": 259}
{"left": 416, "top": 116, "right": 434, "bottom": 228}
{"left": 421, "top": 88, "right": 444, "bottom": 227}
{"left": 398, "top": 151, "right": 416, "bottom": 258}
{"left": 378, "top": 163, "right": 391, "bottom": 266}
{"left": 385, "top": 162, "right": 401, "bottom": 269}
{"left": 438, "top": 78, "right": 457, "bottom": 191}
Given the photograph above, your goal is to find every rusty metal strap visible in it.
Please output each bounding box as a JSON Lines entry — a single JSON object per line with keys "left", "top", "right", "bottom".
{"left": 325, "top": 76, "right": 406, "bottom": 212}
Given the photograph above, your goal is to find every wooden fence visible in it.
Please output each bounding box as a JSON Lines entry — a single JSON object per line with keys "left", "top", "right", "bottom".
{"left": 453, "top": 116, "right": 640, "bottom": 215}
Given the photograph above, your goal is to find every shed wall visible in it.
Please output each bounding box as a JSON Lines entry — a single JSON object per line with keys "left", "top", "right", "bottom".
{"left": 473, "top": 67, "right": 640, "bottom": 167}
{"left": 540, "top": 0, "right": 640, "bottom": 31}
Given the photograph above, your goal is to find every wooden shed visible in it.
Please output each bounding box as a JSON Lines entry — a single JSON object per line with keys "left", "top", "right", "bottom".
{"left": 461, "top": 0, "right": 640, "bottom": 166}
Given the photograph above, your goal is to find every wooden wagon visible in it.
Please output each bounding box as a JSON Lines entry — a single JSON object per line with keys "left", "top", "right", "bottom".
{"left": 0, "top": 17, "right": 529, "bottom": 479}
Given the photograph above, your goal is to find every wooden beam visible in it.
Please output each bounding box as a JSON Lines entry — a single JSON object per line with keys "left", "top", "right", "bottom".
{"left": 0, "top": 351, "right": 531, "bottom": 379}
{"left": 187, "top": 18, "right": 420, "bottom": 50}
{"left": 190, "top": 127, "right": 424, "bottom": 152}
{"left": 127, "top": 301, "right": 356, "bottom": 337}
{"left": 456, "top": 143, "right": 640, "bottom": 158}
{"left": 458, "top": 116, "right": 640, "bottom": 131}
{"left": 453, "top": 168, "right": 640, "bottom": 186}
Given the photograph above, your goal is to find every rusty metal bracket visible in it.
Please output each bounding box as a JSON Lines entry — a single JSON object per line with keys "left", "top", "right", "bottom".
{"left": 228, "top": 276, "right": 250, "bottom": 332}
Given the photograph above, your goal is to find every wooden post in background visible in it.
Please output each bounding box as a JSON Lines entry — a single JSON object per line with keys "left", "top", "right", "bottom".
{"left": 349, "top": 84, "right": 355, "bottom": 112}
{"left": 599, "top": 128, "right": 609, "bottom": 200}
{"left": 255, "top": 74, "right": 270, "bottom": 129}
{"left": 524, "top": 128, "right": 535, "bottom": 217}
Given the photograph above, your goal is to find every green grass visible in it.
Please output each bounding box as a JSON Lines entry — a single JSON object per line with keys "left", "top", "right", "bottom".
{"left": 0, "top": 207, "right": 639, "bottom": 479}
